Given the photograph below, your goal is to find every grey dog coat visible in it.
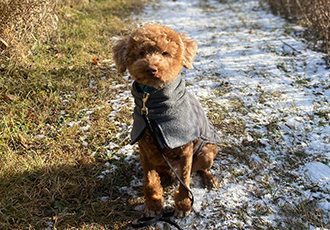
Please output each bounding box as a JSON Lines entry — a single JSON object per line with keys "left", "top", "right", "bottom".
{"left": 130, "top": 75, "right": 221, "bottom": 152}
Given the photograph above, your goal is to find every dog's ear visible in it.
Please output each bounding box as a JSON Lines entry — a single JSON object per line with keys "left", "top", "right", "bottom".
{"left": 112, "top": 38, "right": 129, "bottom": 73}
{"left": 180, "top": 35, "right": 197, "bottom": 69}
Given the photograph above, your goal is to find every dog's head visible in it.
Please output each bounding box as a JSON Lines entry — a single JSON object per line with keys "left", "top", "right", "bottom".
{"left": 112, "top": 24, "right": 197, "bottom": 88}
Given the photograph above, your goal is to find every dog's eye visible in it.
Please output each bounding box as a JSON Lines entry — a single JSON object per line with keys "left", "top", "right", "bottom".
{"left": 139, "top": 51, "right": 145, "bottom": 56}
{"left": 162, "top": 51, "right": 170, "bottom": 56}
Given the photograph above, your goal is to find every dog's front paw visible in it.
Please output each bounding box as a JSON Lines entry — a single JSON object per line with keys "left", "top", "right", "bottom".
{"left": 145, "top": 207, "right": 162, "bottom": 217}
{"left": 174, "top": 205, "right": 191, "bottom": 218}
{"left": 144, "top": 197, "right": 164, "bottom": 217}
{"left": 174, "top": 190, "right": 192, "bottom": 218}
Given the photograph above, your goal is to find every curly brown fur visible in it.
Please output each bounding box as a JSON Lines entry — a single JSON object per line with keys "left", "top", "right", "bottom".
{"left": 112, "top": 24, "right": 218, "bottom": 218}
{"left": 113, "top": 24, "right": 197, "bottom": 88}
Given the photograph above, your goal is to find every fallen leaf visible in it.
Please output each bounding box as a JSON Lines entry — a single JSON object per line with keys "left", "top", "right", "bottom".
{"left": 1, "top": 94, "right": 19, "bottom": 101}
{"left": 17, "top": 133, "right": 28, "bottom": 148}
{"left": 92, "top": 58, "right": 99, "bottom": 65}
{"left": 92, "top": 58, "right": 105, "bottom": 68}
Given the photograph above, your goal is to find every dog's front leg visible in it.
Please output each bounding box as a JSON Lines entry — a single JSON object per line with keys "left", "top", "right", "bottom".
{"left": 139, "top": 143, "right": 164, "bottom": 217}
{"left": 174, "top": 142, "right": 194, "bottom": 218}
{"left": 143, "top": 169, "right": 164, "bottom": 217}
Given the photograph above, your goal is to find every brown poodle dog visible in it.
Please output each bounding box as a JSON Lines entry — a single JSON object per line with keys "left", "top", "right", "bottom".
{"left": 112, "top": 24, "right": 220, "bottom": 218}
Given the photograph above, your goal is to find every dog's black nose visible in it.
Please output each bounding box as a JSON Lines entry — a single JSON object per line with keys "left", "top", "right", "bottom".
{"left": 147, "top": 65, "right": 158, "bottom": 76}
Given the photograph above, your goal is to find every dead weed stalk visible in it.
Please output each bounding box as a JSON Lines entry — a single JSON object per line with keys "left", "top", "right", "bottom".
{"left": 265, "top": 0, "right": 330, "bottom": 53}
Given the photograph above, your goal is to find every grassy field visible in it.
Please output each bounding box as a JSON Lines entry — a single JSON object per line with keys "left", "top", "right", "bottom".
{"left": 0, "top": 0, "right": 146, "bottom": 229}
{"left": 1, "top": 0, "right": 329, "bottom": 229}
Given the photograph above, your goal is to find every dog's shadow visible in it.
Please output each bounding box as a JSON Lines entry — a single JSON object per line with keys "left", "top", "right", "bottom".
{"left": 0, "top": 157, "right": 145, "bottom": 229}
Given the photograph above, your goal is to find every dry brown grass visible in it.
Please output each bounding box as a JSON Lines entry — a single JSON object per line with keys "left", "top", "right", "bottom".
{"left": 0, "top": 0, "right": 142, "bottom": 66}
{"left": 0, "top": 0, "right": 146, "bottom": 229}
{"left": 266, "top": 0, "right": 330, "bottom": 53}
{"left": 0, "top": 0, "right": 59, "bottom": 65}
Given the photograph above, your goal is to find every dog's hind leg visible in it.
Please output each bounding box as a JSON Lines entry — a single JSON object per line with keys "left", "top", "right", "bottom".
{"left": 192, "top": 144, "right": 219, "bottom": 189}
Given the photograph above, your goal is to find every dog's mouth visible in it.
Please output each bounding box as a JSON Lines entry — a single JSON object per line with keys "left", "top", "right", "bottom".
{"left": 136, "top": 76, "right": 165, "bottom": 88}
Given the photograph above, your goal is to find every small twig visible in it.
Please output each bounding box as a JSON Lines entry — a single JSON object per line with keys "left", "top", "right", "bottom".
{"left": 0, "top": 37, "right": 8, "bottom": 47}
{"left": 280, "top": 39, "right": 302, "bottom": 54}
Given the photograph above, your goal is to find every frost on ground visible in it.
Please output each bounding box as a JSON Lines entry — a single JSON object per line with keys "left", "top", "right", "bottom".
{"left": 104, "top": 0, "right": 330, "bottom": 229}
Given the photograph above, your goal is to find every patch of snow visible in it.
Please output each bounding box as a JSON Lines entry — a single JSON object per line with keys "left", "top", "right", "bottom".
{"left": 303, "top": 162, "right": 330, "bottom": 190}
{"left": 80, "top": 124, "right": 90, "bottom": 131}
{"left": 104, "top": 0, "right": 330, "bottom": 228}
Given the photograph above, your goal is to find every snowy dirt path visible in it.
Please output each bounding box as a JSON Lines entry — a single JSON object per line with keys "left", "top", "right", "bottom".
{"left": 109, "top": 0, "right": 330, "bottom": 229}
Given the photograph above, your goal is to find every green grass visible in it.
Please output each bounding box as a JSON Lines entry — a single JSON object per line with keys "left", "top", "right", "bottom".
{"left": 1, "top": 0, "right": 329, "bottom": 229}
{"left": 0, "top": 0, "right": 146, "bottom": 229}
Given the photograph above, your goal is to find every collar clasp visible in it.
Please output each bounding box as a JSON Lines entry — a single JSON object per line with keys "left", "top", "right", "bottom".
{"left": 141, "top": 92, "right": 150, "bottom": 115}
